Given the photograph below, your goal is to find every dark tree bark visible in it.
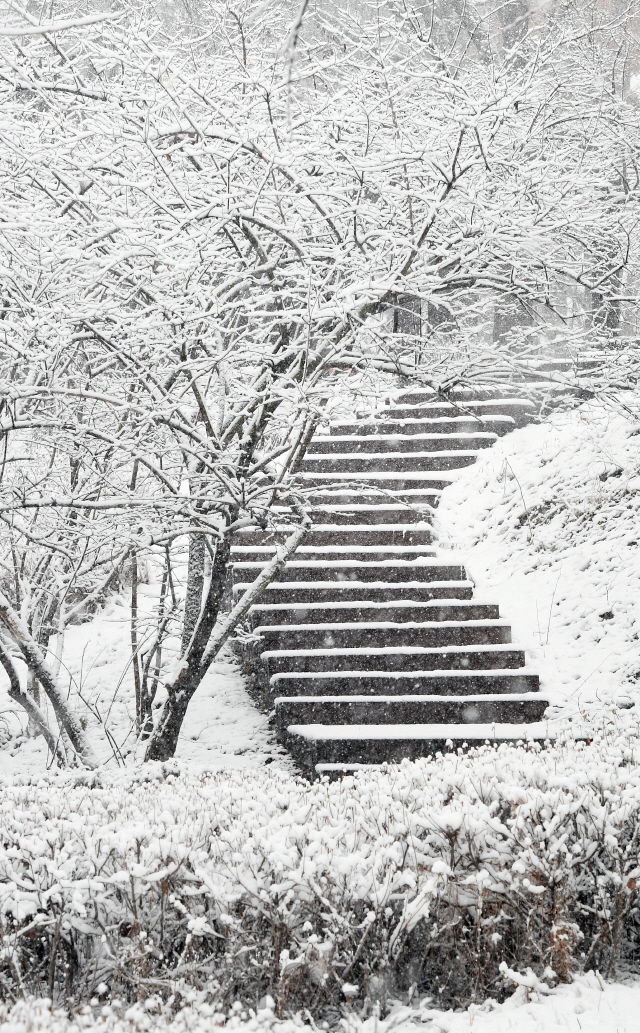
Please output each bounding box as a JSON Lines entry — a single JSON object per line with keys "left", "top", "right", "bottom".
{"left": 144, "top": 513, "right": 311, "bottom": 763}
{"left": 144, "top": 534, "right": 233, "bottom": 762}
{"left": 393, "top": 293, "right": 422, "bottom": 337}
{"left": 181, "top": 533, "right": 206, "bottom": 653}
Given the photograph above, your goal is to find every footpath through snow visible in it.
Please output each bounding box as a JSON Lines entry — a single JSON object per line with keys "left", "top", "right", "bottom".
{"left": 437, "top": 396, "right": 640, "bottom": 721}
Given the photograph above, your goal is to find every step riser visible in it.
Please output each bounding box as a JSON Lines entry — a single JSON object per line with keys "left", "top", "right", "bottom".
{"left": 386, "top": 405, "right": 534, "bottom": 425}
{"left": 393, "top": 388, "right": 536, "bottom": 403}
{"left": 234, "top": 584, "right": 474, "bottom": 604}
{"left": 300, "top": 454, "right": 477, "bottom": 473}
{"left": 232, "top": 564, "right": 466, "bottom": 584}
{"left": 310, "top": 435, "right": 496, "bottom": 454}
{"left": 330, "top": 419, "right": 515, "bottom": 437}
{"left": 258, "top": 626, "right": 511, "bottom": 651}
{"left": 299, "top": 474, "right": 451, "bottom": 490}
{"left": 264, "top": 649, "right": 527, "bottom": 675}
{"left": 233, "top": 549, "right": 438, "bottom": 564}
{"left": 276, "top": 698, "right": 548, "bottom": 726}
{"left": 283, "top": 730, "right": 546, "bottom": 767}
{"left": 234, "top": 528, "right": 435, "bottom": 546}
{"left": 250, "top": 604, "right": 499, "bottom": 625}
{"left": 306, "top": 508, "right": 436, "bottom": 524}
{"left": 269, "top": 673, "right": 540, "bottom": 695}
{"left": 305, "top": 493, "right": 438, "bottom": 507}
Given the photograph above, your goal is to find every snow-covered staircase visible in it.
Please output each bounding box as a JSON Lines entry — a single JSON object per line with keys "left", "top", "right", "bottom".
{"left": 233, "top": 386, "right": 553, "bottom": 773}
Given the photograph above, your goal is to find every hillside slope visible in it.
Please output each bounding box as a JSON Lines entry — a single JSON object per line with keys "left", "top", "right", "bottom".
{"left": 437, "top": 396, "right": 640, "bottom": 721}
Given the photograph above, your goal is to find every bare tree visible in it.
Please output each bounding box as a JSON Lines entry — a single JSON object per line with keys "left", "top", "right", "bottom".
{"left": 1, "top": 0, "right": 639, "bottom": 765}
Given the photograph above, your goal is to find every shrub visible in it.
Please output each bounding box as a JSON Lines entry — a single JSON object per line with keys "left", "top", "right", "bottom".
{"left": 1, "top": 725, "right": 639, "bottom": 1017}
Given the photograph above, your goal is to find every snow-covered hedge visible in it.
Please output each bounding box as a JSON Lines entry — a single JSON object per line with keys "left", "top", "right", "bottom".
{"left": 1, "top": 729, "right": 639, "bottom": 1016}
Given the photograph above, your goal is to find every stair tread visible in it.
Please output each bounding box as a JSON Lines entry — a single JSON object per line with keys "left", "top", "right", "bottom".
{"left": 262, "top": 643, "right": 520, "bottom": 656}
{"left": 287, "top": 722, "right": 554, "bottom": 740}
{"left": 256, "top": 619, "right": 510, "bottom": 631}
{"left": 274, "top": 692, "right": 543, "bottom": 702}
{"left": 271, "top": 667, "right": 537, "bottom": 679}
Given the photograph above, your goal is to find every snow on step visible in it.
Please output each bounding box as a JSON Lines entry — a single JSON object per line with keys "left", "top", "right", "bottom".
{"left": 236, "top": 386, "right": 550, "bottom": 769}
{"left": 287, "top": 722, "right": 555, "bottom": 740}
{"left": 309, "top": 433, "right": 498, "bottom": 453}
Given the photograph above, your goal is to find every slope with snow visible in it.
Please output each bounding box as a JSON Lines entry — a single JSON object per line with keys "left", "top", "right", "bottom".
{"left": 437, "top": 397, "right": 640, "bottom": 721}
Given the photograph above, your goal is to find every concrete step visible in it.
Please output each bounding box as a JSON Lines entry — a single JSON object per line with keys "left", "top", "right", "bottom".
{"left": 262, "top": 644, "right": 527, "bottom": 676}
{"left": 269, "top": 669, "right": 540, "bottom": 696}
{"left": 384, "top": 398, "right": 536, "bottom": 421}
{"left": 234, "top": 580, "right": 475, "bottom": 605}
{"left": 304, "top": 490, "right": 438, "bottom": 506}
{"left": 250, "top": 600, "right": 499, "bottom": 626}
{"left": 274, "top": 694, "right": 549, "bottom": 726}
{"left": 273, "top": 505, "right": 436, "bottom": 524}
{"left": 234, "top": 525, "right": 435, "bottom": 546}
{"left": 256, "top": 620, "right": 511, "bottom": 652}
{"left": 391, "top": 387, "right": 540, "bottom": 404}
{"left": 231, "top": 560, "right": 465, "bottom": 584}
{"left": 299, "top": 452, "right": 479, "bottom": 473}
{"left": 232, "top": 546, "right": 438, "bottom": 564}
{"left": 283, "top": 721, "right": 554, "bottom": 767}
{"left": 330, "top": 416, "right": 516, "bottom": 437}
{"left": 297, "top": 472, "right": 453, "bottom": 491}
{"left": 310, "top": 433, "right": 498, "bottom": 453}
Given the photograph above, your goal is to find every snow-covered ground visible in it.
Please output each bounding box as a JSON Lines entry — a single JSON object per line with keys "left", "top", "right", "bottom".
{"left": 2, "top": 400, "right": 640, "bottom": 1026}
{"left": 1, "top": 974, "right": 639, "bottom": 1033}
{"left": 0, "top": 591, "right": 290, "bottom": 782}
{"left": 3, "top": 395, "right": 640, "bottom": 778}
{"left": 437, "top": 397, "right": 640, "bottom": 722}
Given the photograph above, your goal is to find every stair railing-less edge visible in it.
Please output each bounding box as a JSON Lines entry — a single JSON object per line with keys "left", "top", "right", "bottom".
{"left": 232, "top": 380, "right": 560, "bottom": 774}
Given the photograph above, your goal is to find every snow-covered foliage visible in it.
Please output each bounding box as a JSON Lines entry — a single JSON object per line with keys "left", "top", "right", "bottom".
{"left": 438, "top": 398, "right": 640, "bottom": 716}
{"left": 1, "top": 734, "right": 640, "bottom": 1011}
{"left": 0, "top": 972, "right": 639, "bottom": 1033}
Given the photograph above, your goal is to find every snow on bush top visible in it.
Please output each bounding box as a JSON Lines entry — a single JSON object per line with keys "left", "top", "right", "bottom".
{"left": 1, "top": 731, "right": 640, "bottom": 1009}
{"left": 1, "top": 730, "right": 639, "bottom": 927}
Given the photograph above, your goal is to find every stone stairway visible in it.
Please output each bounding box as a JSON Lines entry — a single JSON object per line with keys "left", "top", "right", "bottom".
{"left": 232, "top": 386, "right": 553, "bottom": 774}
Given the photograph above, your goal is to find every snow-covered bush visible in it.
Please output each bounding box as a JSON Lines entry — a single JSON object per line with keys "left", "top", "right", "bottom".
{"left": 1, "top": 728, "right": 639, "bottom": 1015}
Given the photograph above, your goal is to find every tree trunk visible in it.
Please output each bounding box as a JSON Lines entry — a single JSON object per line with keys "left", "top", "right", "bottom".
{"left": 144, "top": 515, "right": 311, "bottom": 762}
{"left": 0, "top": 640, "right": 65, "bottom": 763}
{"left": 181, "top": 532, "right": 206, "bottom": 652}
{"left": 393, "top": 293, "right": 422, "bottom": 337}
{"left": 0, "top": 591, "right": 99, "bottom": 768}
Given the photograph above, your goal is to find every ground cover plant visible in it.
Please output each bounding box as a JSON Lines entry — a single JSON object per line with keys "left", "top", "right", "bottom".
{"left": 1, "top": 725, "right": 639, "bottom": 1016}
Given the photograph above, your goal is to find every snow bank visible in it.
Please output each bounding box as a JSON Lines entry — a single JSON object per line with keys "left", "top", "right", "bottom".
{"left": 437, "top": 398, "right": 640, "bottom": 716}
{"left": 1, "top": 736, "right": 639, "bottom": 1013}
